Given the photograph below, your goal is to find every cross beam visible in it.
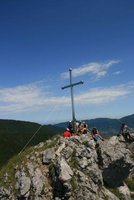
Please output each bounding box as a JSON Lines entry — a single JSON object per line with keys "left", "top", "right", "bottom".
{"left": 61, "top": 68, "right": 84, "bottom": 130}
{"left": 61, "top": 81, "right": 84, "bottom": 90}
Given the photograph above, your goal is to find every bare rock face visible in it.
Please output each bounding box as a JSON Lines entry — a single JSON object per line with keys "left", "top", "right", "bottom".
{"left": 31, "top": 168, "right": 45, "bottom": 199}
{"left": 0, "top": 134, "right": 134, "bottom": 200}
{"left": 15, "top": 169, "right": 31, "bottom": 198}
{"left": 99, "top": 136, "right": 134, "bottom": 187}
{"left": 0, "top": 187, "right": 14, "bottom": 200}
{"left": 118, "top": 183, "right": 131, "bottom": 200}
{"left": 127, "top": 141, "right": 134, "bottom": 153}
{"left": 56, "top": 157, "right": 73, "bottom": 182}
{"left": 42, "top": 147, "right": 55, "bottom": 164}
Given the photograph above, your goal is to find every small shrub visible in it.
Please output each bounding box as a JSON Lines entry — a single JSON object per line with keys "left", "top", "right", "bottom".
{"left": 69, "top": 150, "right": 79, "bottom": 169}
{"left": 130, "top": 153, "right": 134, "bottom": 161}
{"left": 82, "top": 140, "right": 89, "bottom": 147}
{"left": 70, "top": 176, "right": 77, "bottom": 191}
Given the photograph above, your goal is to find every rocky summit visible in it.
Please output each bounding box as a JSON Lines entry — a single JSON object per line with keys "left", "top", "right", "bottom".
{"left": 0, "top": 133, "right": 134, "bottom": 200}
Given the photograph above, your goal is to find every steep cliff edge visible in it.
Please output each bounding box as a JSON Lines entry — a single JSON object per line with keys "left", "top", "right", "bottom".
{"left": 0, "top": 134, "right": 134, "bottom": 200}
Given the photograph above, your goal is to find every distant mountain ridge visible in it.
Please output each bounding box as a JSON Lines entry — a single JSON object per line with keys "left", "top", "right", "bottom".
{"left": 55, "top": 114, "right": 134, "bottom": 136}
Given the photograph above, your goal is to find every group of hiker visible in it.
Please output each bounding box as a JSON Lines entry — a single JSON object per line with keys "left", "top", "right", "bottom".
{"left": 63, "top": 120, "right": 104, "bottom": 142}
{"left": 63, "top": 120, "right": 134, "bottom": 143}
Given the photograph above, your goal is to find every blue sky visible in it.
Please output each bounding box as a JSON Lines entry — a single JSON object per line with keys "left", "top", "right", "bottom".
{"left": 0, "top": 0, "right": 134, "bottom": 124}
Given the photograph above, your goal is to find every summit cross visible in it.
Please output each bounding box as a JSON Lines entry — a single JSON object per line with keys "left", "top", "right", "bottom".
{"left": 61, "top": 68, "right": 84, "bottom": 130}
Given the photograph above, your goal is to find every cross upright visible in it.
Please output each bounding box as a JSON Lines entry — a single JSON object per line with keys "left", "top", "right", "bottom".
{"left": 61, "top": 68, "right": 84, "bottom": 131}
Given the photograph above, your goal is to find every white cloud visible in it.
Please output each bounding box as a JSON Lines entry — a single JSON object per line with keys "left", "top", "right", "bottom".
{"left": 0, "top": 82, "right": 70, "bottom": 114}
{"left": 0, "top": 81, "right": 133, "bottom": 115}
{"left": 113, "top": 71, "right": 121, "bottom": 75}
{"left": 61, "top": 60, "right": 120, "bottom": 79}
{"left": 75, "top": 83, "right": 134, "bottom": 105}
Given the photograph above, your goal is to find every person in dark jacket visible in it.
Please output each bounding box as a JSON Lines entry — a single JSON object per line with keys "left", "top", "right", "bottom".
{"left": 67, "top": 121, "right": 74, "bottom": 133}
{"left": 119, "top": 123, "right": 134, "bottom": 142}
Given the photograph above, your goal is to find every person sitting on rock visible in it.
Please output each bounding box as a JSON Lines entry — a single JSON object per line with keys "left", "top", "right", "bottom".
{"left": 63, "top": 128, "right": 72, "bottom": 138}
{"left": 91, "top": 127, "right": 104, "bottom": 142}
{"left": 118, "top": 123, "right": 134, "bottom": 142}
{"left": 77, "top": 121, "right": 88, "bottom": 134}
{"left": 82, "top": 121, "right": 88, "bottom": 134}
{"left": 67, "top": 121, "right": 74, "bottom": 133}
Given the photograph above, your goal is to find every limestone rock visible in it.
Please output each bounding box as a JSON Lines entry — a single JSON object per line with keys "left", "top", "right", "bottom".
{"left": 42, "top": 147, "right": 55, "bottom": 164}
{"left": 55, "top": 141, "right": 66, "bottom": 156}
{"left": 16, "top": 170, "right": 31, "bottom": 197}
{"left": 99, "top": 136, "right": 134, "bottom": 187}
{"left": 57, "top": 157, "right": 73, "bottom": 181}
{"left": 31, "top": 168, "right": 45, "bottom": 198}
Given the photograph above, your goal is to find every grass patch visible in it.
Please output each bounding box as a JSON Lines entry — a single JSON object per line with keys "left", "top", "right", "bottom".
{"left": 109, "top": 188, "right": 124, "bottom": 199}
{"left": 125, "top": 178, "right": 134, "bottom": 191}
{"left": 70, "top": 176, "right": 77, "bottom": 191}
{"left": 69, "top": 150, "right": 79, "bottom": 169}
{"left": 130, "top": 153, "right": 134, "bottom": 161}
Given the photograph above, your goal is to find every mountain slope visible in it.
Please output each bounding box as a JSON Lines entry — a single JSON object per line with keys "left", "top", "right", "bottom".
{"left": 0, "top": 134, "right": 134, "bottom": 199}
{"left": 120, "top": 114, "right": 134, "bottom": 128}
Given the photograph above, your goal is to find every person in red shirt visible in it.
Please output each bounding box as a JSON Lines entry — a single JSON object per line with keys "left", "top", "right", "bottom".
{"left": 63, "top": 128, "right": 72, "bottom": 138}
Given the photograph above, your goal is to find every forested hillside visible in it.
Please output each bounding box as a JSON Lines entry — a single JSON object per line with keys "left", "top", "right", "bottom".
{"left": 0, "top": 119, "right": 63, "bottom": 168}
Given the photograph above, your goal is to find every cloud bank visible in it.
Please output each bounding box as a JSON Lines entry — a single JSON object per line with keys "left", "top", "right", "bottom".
{"left": 75, "top": 83, "right": 134, "bottom": 104}
{"left": 0, "top": 60, "right": 123, "bottom": 116}
{"left": 0, "top": 81, "right": 133, "bottom": 115}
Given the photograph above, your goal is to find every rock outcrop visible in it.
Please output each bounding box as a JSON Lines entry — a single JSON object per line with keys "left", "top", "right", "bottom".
{"left": 0, "top": 134, "right": 134, "bottom": 200}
